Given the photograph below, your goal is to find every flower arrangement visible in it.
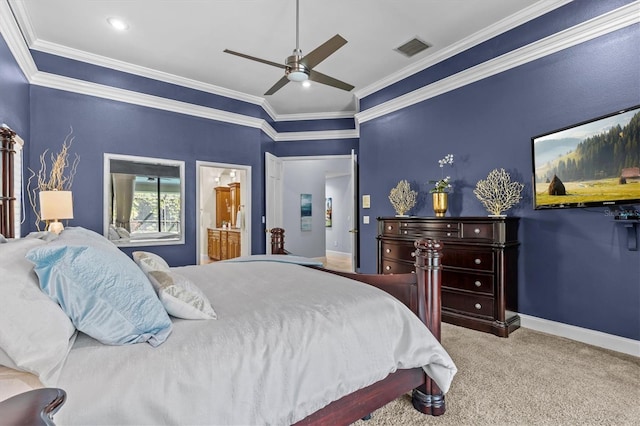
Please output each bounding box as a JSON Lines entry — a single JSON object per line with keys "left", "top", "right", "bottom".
{"left": 473, "top": 168, "right": 524, "bottom": 216}
{"left": 429, "top": 154, "right": 454, "bottom": 193}
{"left": 388, "top": 180, "right": 417, "bottom": 216}
{"left": 26, "top": 128, "right": 79, "bottom": 230}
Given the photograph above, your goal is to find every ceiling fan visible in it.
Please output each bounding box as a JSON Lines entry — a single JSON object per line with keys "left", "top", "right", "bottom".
{"left": 223, "top": 0, "right": 354, "bottom": 95}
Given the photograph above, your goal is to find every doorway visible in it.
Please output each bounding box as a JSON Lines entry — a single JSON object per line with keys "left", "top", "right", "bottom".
{"left": 196, "top": 161, "right": 252, "bottom": 265}
{"left": 265, "top": 153, "right": 356, "bottom": 271}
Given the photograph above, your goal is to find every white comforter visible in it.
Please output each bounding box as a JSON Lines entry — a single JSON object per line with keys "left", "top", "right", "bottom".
{"left": 53, "top": 261, "right": 456, "bottom": 425}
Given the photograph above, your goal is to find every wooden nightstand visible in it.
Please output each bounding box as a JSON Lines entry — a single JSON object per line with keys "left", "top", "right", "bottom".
{"left": 0, "top": 388, "right": 66, "bottom": 425}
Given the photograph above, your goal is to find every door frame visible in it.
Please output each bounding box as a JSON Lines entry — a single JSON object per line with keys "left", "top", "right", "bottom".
{"left": 265, "top": 153, "right": 357, "bottom": 270}
{"left": 196, "top": 161, "right": 252, "bottom": 264}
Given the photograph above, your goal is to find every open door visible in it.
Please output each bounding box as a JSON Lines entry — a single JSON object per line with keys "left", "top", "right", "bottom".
{"left": 350, "top": 149, "right": 358, "bottom": 271}
{"left": 265, "top": 152, "right": 283, "bottom": 254}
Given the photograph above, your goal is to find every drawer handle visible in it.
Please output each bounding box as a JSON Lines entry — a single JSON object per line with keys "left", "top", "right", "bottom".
{"left": 403, "top": 230, "right": 408, "bottom": 234}
{"left": 402, "top": 223, "right": 408, "bottom": 227}
{"left": 474, "top": 280, "right": 482, "bottom": 287}
{"left": 474, "top": 303, "right": 482, "bottom": 310}
{"left": 385, "top": 266, "right": 391, "bottom": 271}
{"left": 411, "top": 270, "right": 415, "bottom": 274}
{"left": 474, "top": 258, "right": 482, "bottom": 264}
{"left": 447, "top": 224, "right": 451, "bottom": 228}
{"left": 474, "top": 228, "right": 481, "bottom": 234}
{"left": 411, "top": 252, "right": 416, "bottom": 258}
{"left": 446, "top": 232, "right": 451, "bottom": 237}
{"left": 387, "top": 225, "right": 393, "bottom": 231}
{"left": 385, "top": 248, "right": 391, "bottom": 254}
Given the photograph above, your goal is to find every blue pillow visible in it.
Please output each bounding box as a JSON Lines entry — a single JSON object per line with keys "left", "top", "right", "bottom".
{"left": 26, "top": 244, "right": 172, "bottom": 347}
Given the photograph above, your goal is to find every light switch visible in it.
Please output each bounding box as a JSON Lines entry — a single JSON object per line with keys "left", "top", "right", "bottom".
{"left": 362, "top": 195, "right": 371, "bottom": 209}
{"left": 363, "top": 215, "right": 370, "bottom": 224}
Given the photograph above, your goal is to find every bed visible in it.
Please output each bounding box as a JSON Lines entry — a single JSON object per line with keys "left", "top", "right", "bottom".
{"left": 0, "top": 139, "right": 456, "bottom": 425}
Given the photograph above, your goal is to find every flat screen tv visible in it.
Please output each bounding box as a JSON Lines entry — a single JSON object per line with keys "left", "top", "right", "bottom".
{"left": 532, "top": 105, "right": 640, "bottom": 210}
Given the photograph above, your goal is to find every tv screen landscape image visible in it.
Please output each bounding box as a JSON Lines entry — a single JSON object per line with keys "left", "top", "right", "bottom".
{"left": 532, "top": 105, "right": 640, "bottom": 210}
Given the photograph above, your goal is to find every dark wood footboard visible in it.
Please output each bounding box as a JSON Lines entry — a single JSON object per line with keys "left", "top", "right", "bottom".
{"left": 270, "top": 228, "right": 446, "bottom": 423}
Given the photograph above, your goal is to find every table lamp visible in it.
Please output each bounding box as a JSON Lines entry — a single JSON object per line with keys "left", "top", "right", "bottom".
{"left": 39, "top": 190, "right": 74, "bottom": 234}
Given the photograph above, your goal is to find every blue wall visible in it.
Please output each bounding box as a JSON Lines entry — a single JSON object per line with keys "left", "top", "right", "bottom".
{"left": 28, "top": 86, "right": 265, "bottom": 265}
{"left": 1, "top": 0, "right": 638, "bottom": 340}
{"left": 358, "top": 7, "right": 640, "bottom": 339}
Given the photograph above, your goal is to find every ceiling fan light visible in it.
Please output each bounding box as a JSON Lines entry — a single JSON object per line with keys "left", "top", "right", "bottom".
{"left": 287, "top": 70, "right": 309, "bottom": 82}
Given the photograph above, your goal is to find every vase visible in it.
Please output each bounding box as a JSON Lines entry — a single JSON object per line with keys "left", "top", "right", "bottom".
{"left": 432, "top": 192, "right": 448, "bottom": 217}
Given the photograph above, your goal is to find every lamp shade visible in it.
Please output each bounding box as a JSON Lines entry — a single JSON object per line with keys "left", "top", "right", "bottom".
{"left": 39, "top": 190, "right": 74, "bottom": 220}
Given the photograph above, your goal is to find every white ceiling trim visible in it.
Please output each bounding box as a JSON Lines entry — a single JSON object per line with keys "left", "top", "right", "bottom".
{"left": 0, "top": 0, "right": 37, "bottom": 78}
{"left": 354, "top": 0, "right": 572, "bottom": 100}
{"left": 356, "top": 1, "right": 640, "bottom": 125}
{"left": 274, "top": 129, "right": 358, "bottom": 142}
{"left": 30, "top": 71, "right": 266, "bottom": 129}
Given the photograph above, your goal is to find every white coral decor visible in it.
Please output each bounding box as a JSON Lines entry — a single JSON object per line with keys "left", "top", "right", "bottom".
{"left": 389, "top": 180, "right": 417, "bottom": 216}
{"left": 474, "top": 168, "right": 524, "bottom": 216}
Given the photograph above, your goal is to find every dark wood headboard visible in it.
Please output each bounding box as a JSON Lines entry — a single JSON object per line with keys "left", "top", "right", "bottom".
{"left": 1, "top": 126, "right": 17, "bottom": 238}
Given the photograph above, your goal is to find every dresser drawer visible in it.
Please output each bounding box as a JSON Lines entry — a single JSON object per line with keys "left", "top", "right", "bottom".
{"left": 442, "top": 291, "right": 494, "bottom": 318}
{"left": 461, "top": 223, "right": 494, "bottom": 240}
{"left": 442, "top": 270, "right": 494, "bottom": 295}
{"left": 380, "top": 240, "right": 416, "bottom": 260}
{"left": 443, "top": 247, "right": 494, "bottom": 272}
{"left": 380, "top": 220, "right": 461, "bottom": 238}
{"left": 380, "top": 258, "right": 415, "bottom": 274}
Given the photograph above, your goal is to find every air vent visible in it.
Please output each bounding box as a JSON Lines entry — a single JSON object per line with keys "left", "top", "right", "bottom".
{"left": 395, "top": 37, "right": 431, "bottom": 58}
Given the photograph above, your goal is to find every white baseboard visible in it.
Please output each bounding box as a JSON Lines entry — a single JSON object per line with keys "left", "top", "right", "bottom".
{"left": 519, "top": 314, "right": 639, "bottom": 357}
{"left": 326, "top": 250, "right": 351, "bottom": 257}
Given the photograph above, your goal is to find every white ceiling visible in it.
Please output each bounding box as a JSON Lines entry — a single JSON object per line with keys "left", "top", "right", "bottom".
{"left": 9, "top": 0, "right": 546, "bottom": 118}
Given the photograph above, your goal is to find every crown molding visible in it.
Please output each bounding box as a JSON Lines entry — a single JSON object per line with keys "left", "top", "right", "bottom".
{"left": 354, "top": 0, "right": 572, "bottom": 100}
{"left": 356, "top": 1, "right": 640, "bottom": 124}
{"left": 30, "top": 71, "right": 266, "bottom": 129}
{"left": 274, "top": 129, "right": 358, "bottom": 142}
{"left": 270, "top": 110, "right": 356, "bottom": 122}
{"left": 0, "top": 0, "right": 37, "bottom": 78}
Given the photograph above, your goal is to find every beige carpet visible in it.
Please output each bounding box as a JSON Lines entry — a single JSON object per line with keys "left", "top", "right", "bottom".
{"left": 353, "top": 323, "right": 640, "bottom": 425}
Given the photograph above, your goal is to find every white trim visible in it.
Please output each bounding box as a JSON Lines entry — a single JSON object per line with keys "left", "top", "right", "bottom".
{"left": 355, "top": 0, "right": 571, "bottom": 100}
{"left": 0, "top": 0, "right": 38, "bottom": 78}
{"left": 31, "top": 71, "right": 266, "bottom": 130}
{"left": 274, "top": 129, "right": 358, "bottom": 142}
{"left": 519, "top": 313, "right": 640, "bottom": 357}
{"left": 2, "top": 0, "right": 638, "bottom": 139}
{"left": 356, "top": 1, "right": 640, "bottom": 124}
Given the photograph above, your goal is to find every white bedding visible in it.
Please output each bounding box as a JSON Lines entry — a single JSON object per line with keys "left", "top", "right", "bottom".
{"left": 52, "top": 261, "right": 456, "bottom": 425}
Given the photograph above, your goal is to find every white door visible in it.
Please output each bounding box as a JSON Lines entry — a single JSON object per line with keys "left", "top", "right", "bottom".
{"left": 265, "top": 152, "right": 283, "bottom": 254}
{"left": 349, "top": 150, "right": 358, "bottom": 272}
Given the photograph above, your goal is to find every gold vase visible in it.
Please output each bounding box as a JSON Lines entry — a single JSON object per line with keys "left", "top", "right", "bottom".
{"left": 432, "top": 192, "right": 448, "bottom": 217}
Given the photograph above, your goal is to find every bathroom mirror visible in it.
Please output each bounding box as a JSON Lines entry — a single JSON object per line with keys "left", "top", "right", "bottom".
{"left": 104, "top": 153, "right": 185, "bottom": 246}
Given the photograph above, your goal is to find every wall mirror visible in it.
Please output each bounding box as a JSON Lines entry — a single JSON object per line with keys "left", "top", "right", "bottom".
{"left": 104, "top": 153, "right": 185, "bottom": 246}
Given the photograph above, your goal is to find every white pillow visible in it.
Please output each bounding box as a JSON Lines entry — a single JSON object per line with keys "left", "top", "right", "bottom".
{"left": 147, "top": 270, "right": 217, "bottom": 320}
{"left": 132, "top": 251, "right": 170, "bottom": 276}
{"left": 0, "top": 238, "right": 76, "bottom": 384}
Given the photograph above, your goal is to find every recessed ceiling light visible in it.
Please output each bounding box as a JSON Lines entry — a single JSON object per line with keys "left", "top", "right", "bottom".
{"left": 107, "top": 17, "right": 129, "bottom": 31}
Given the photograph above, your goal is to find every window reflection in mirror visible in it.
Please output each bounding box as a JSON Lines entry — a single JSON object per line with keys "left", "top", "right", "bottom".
{"left": 104, "top": 154, "right": 185, "bottom": 246}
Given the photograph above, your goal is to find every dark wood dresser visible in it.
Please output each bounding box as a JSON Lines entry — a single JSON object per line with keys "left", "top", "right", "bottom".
{"left": 377, "top": 216, "right": 520, "bottom": 337}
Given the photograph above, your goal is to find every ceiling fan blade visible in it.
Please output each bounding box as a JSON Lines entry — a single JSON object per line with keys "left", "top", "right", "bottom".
{"left": 223, "top": 49, "right": 286, "bottom": 70}
{"left": 309, "top": 70, "right": 354, "bottom": 92}
{"left": 300, "top": 34, "right": 347, "bottom": 69}
{"left": 265, "top": 76, "right": 290, "bottom": 95}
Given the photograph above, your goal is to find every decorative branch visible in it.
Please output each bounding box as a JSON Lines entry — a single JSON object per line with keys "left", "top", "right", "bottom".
{"left": 389, "top": 180, "right": 417, "bottom": 216}
{"left": 473, "top": 168, "right": 524, "bottom": 216}
{"left": 26, "top": 128, "right": 80, "bottom": 230}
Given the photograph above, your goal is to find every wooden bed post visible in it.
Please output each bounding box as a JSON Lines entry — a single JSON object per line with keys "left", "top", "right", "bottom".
{"left": 0, "top": 126, "right": 16, "bottom": 239}
{"left": 412, "top": 238, "right": 445, "bottom": 416}
{"left": 270, "top": 227, "right": 287, "bottom": 254}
